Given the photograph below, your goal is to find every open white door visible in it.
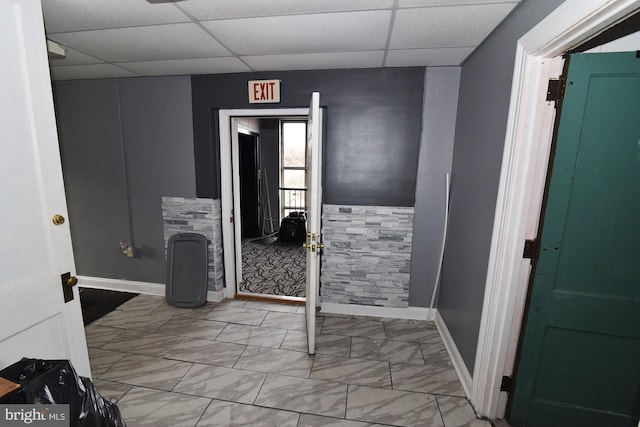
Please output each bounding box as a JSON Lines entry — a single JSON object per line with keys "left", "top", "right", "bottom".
{"left": 0, "top": 0, "right": 90, "bottom": 377}
{"left": 305, "top": 92, "right": 322, "bottom": 355}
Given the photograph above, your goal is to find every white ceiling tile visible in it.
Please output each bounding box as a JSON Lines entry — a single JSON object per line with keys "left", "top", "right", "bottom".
{"left": 117, "top": 57, "right": 251, "bottom": 76}
{"left": 390, "top": 3, "right": 518, "bottom": 49}
{"left": 42, "top": 0, "right": 190, "bottom": 33}
{"left": 50, "top": 64, "right": 138, "bottom": 81}
{"left": 385, "top": 47, "right": 474, "bottom": 67}
{"left": 398, "top": 0, "right": 519, "bottom": 7}
{"left": 178, "top": 0, "right": 394, "bottom": 20}
{"left": 242, "top": 51, "right": 385, "bottom": 71}
{"left": 202, "top": 11, "right": 392, "bottom": 55}
{"left": 48, "top": 45, "right": 103, "bottom": 66}
{"left": 49, "top": 24, "right": 231, "bottom": 62}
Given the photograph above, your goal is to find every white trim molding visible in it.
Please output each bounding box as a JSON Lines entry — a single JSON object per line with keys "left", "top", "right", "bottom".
{"left": 321, "top": 303, "right": 432, "bottom": 321}
{"left": 435, "top": 310, "right": 473, "bottom": 399}
{"left": 77, "top": 276, "right": 225, "bottom": 303}
{"left": 472, "top": 0, "right": 640, "bottom": 419}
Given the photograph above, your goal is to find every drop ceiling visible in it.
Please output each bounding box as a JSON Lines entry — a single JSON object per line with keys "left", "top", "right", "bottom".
{"left": 44, "top": 0, "right": 521, "bottom": 81}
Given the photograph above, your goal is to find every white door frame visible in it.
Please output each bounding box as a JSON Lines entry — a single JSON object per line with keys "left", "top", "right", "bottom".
{"left": 472, "top": 0, "right": 640, "bottom": 419}
{"left": 219, "top": 108, "right": 310, "bottom": 299}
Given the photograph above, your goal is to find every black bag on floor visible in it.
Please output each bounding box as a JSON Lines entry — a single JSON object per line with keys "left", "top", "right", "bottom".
{"left": 277, "top": 212, "right": 307, "bottom": 243}
{"left": 0, "top": 358, "right": 126, "bottom": 427}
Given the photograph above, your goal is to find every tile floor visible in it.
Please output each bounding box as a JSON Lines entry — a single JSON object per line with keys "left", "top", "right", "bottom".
{"left": 86, "top": 295, "right": 491, "bottom": 427}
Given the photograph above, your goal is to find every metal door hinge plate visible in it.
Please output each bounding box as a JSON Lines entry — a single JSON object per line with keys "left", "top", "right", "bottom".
{"left": 500, "top": 376, "right": 514, "bottom": 393}
{"left": 523, "top": 239, "right": 539, "bottom": 260}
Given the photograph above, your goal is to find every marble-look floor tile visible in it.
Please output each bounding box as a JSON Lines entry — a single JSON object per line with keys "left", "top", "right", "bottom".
{"left": 88, "top": 347, "right": 127, "bottom": 376}
{"left": 297, "top": 414, "right": 386, "bottom": 427}
{"left": 150, "top": 302, "right": 214, "bottom": 319}
{"left": 260, "top": 311, "right": 307, "bottom": 331}
{"left": 321, "top": 317, "right": 385, "bottom": 340}
{"left": 346, "top": 385, "right": 443, "bottom": 427}
{"left": 165, "top": 337, "right": 246, "bottom": 367}
{"left": 205, "top": 306, "right": 268, "bottom": 326}
{"left": 420, "top": 336, "right": 452, "bottom": 366}
{"left": 116, "top": 294, "right": 164, "bottom": 312}
{"left": 384, "top": 323, "right": 441, "bottom": 343}
{"left": 234, "top": 346, "right": 314, "bottom": 377}
{"left": 436, "top": 395, "right": 491, "bottom": 427}
{"left": 378, "top": 318, "right": 415, "bottom": 324}
{"left": 174, "top": 363, "right": 266, "bottom": 404}
{"left": 93, "top": 308, "right": 171, "bottom": 332}
{"left": 117, "top": 386, "right": 210, "bottom": 427}
{"left": 412, "top": 320, "right": 438, "bottom": 329}
{"left": 310, "top": 355, "right": 391, "bottom": 388}
{"left": 216, "top": 299, "right": 247, "bottom": 308}
{"left": 196, "top": 399, "right": 299, "bottom": 427}
{"left": 350, "top": 337, "right": 424, "bottom": 364}
{"left": 216, "top": 323, "right": 287, "bottom": 348}
{"left": 101, "top": 330, "right": 183, "bottom": 357}
{"left": 244, "top": 301, "right": 301, "bottom": 313}
{"left": 255, "top": 374, "right": 348, "bottom": 418}
{"left": 281, "top": 330, "right": 351, "bottom": 357}
{"left": 155, "top": 317, "right": 226, "bottom": 341}
{"left": 84, "top": 325, "right": 123, "bottom": 348}
{"left": 390, "top": 362, "right": 466, "bottom": 397}
{"left": 101, "top": 354, "right": 192, "bottom": 390}
{"left": 93, "top": 379, "right": 132, "bottom": 403}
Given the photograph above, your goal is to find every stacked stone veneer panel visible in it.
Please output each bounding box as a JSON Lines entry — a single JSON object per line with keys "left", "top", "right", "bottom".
{"left": 161, "top": 197, "right": 224, "bottom": 292}
{"left": 321, "top": 204, "right": 414, "bottom": 308}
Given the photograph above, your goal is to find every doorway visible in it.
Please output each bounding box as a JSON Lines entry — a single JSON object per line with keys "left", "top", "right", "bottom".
{"left": 219, "top": 107, "right": 323, "bottom": 303}
{"left": 238, "top": 131, "right": 260, "bottom": 239}
{"left": 236, "top": 118, "right": 308, "bottom": 299}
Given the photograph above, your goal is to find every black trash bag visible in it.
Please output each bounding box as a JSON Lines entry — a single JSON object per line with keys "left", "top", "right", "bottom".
{"left": 0, "top": 358, "right": 126, "bottom": 427}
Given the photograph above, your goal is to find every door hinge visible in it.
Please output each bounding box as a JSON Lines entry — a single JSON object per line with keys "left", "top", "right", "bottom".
{"left": 523, "top": 239, "right": 539, "bottom": 260}
{"left": 546, "top": 79, "right": 563, "bottom": 103}
{"left": 500, "top": 375, "right": 514, "bottom": 394}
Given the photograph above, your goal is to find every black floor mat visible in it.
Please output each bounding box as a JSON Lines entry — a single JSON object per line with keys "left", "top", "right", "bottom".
{"left": 79, "top": 287, "right": 138, "bottom": 326}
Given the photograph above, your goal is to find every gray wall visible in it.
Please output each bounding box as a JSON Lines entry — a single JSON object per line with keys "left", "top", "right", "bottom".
{"left": 259, "top": 119, "right": 281, "bottom": 229}
{"left": 409, "top": 67, "right": 461, "bottom": 308}
{"left": 55, "top": 79, "right": 133, "bottom": 279}
{"left": 437, "top": 0, "right": 566, "bottom": 372}
{"left": 54, "top": 76, "right": 196, "bottom": 283}
{"left": 192, "top": 68, "right": 425, "bottom": 206}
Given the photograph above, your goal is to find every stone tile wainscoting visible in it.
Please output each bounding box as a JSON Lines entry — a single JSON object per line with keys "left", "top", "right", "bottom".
{"left": 321, "top": 205, "right": 414, "bottom": 308}
{"left": 161, "top": 197, "right": 224, "bottom": 292}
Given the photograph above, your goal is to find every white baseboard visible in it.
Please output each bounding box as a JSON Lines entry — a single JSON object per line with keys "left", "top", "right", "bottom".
{"left": 435, "top": 309, "right": 473, "bottom": 399}
{"left": 78, "top": 276, "right": 226, "bottom": 303}
{"left": 320, "top": 302, "right": 432, "bottom": 320}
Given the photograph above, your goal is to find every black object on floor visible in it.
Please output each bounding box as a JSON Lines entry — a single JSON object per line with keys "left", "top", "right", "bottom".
{"left": 79, "top": 287, "right": 138, "bottom": 326}
{"left": 0, "top": 358, "right": 127, "bottom": 426}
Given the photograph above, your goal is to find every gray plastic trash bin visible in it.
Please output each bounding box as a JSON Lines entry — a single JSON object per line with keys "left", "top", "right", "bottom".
{"left": 166, "top": 233, "right": 208, "bottom": 308}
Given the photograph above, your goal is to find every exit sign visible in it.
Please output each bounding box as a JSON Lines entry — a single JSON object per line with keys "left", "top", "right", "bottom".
{"left": 248, "top": 79, "right": 280, "bottom": 103}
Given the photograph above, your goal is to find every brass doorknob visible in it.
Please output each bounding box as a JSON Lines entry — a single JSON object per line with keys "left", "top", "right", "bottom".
{"left": 52, "top": 214, "right": 65, "bottom": 225}
{"left": 66, "top": 276, "right": 78, "bottom": 287}
{"left": 318, "top": 243, "right": 325, "bottom": 250}
{"left": 302, "top": 243, "right": 310, "bottom": 250}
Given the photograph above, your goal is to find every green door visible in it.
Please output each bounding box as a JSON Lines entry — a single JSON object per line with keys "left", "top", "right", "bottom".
{"left": 509, "top": 52, "right": 640, "bottom": 427}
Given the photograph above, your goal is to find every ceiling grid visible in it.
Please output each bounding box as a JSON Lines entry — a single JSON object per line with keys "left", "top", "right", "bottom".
{"left": 44, "top": 0, "right": 521, "bottom": 80}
